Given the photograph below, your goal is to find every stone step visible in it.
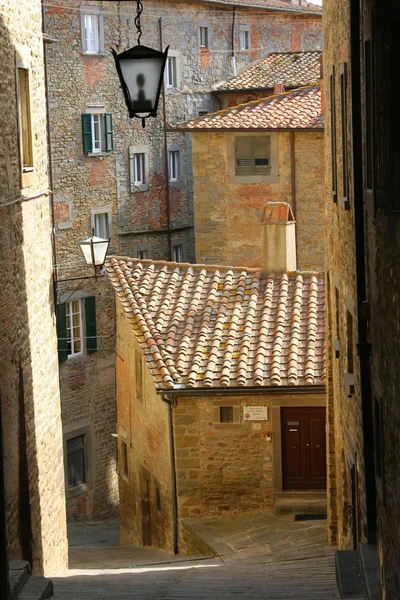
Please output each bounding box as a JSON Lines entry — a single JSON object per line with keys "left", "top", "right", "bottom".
{"left": 17, "top": 576, "right": 53, "bottom": 600}
{"left": 9, "top": 560, "right": 31, "bottom": 600}
{"left": 359, "top": 543, "right": 380, "bottom": 600}
{"left": 336, "top": 549, "right": 367, "bottom": 598}
{"left": 274, "top": 495, "right": 327, "bottom": 515}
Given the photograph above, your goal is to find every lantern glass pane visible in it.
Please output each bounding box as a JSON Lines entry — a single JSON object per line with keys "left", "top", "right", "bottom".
{"left": 119, "top": 57, "right": 164, "bottom": 113}
{"left": 79, "top": 236, "right": 109, "bottom": 266}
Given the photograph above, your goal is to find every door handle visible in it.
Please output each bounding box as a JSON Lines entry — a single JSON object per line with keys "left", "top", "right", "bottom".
{"left": 315, "top": 443, "right": 321, "bottom": 448}
{"left": 306, "top": 443, "right": 310, "bottom": 447}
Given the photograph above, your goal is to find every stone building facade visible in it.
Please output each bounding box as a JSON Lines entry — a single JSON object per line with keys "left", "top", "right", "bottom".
{"left": 44, "top": 0, "right": 322, "bottom": 519}
{"left": 177, "top": 85, "right": 325, "bottom": 271}
{"left": 107, "top": 251, "right": 326, "bottom": 552}
{"left": 324, "top": 0, "right": 400, "bottom": 597}
{"left": 0, "top": 0, "right": 68, "bottom": 576}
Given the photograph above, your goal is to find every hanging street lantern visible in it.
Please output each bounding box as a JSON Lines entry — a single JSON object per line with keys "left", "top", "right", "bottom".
{"left": 79, "top": 232, "right": 110, "bottom": 276}
{"left": 112, "top": 0, "right": 169, "bottom": 128}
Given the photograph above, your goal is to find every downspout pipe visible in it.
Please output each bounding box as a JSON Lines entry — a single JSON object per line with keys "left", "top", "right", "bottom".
{"left": 0, "top": 390, "right": 10, "bottom": 599}
{"left": 161, "top": 394, "right": 178, "bottom": 554}
{"left": 290, "top": 131, "right": 297, "bottom": 256}
{"left": 159, "top": 18, "right": 172, "bottom": 261}
{"left": 349, "top": 0, "right": 377, "bottom": 543}
{"left": 231, "top": 7, "right": 237, "bottom": 76}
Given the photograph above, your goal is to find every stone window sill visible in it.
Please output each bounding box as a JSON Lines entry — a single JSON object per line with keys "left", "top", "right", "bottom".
{"left": 87, "top": 152, "right": 111, "bottom": 158}
{"left": 68, "top": 482, "right": 90, "bottom": 499}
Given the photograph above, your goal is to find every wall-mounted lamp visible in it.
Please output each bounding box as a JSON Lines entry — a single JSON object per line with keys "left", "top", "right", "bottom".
{"left": 112, "top": 0, "right": 169, "bottom": 128}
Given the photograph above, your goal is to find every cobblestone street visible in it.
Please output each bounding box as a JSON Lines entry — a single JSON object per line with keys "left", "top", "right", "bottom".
{"left": 51, "top": 515, "right": 341, "bottom": 599}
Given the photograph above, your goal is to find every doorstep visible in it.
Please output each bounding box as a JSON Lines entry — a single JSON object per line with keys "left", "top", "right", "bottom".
{"left": 274, "top": 491, "right": 327, "bottom": 515}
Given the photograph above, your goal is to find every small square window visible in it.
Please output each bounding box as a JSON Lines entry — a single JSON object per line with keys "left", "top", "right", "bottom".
{"left": 93, "top": 212, "right": 110, "bottom": 239}
{"left": 220, "top": 406, "right": 234, "bottom": 423}
{"left": 240, "top": 29, "right": 250, "bottom": 50}
{"left": 172, "top": 244, "right": 183, "bottom": 263}
{"left": 168, "top": 150, "right": 180, "bottom": 182}
{"left": 137, "top": 249, "right": 149, "bottom": 260}
{"left": 166, "top": 56, "right": 177, "bottom": 87}
{"left": 67, "top": 434, "right": 86, "bottom": 487}
{"left": 199, "top": 26, "right": 209, "bottom": 47}
{"left": 235, "top": 136, "right": 271, "bottom": 176}
{"left": 198, "top": 110, "right": 208, "bottom": 117}
{"left": 121, "top": 441, "right": 128, "bottom": 477}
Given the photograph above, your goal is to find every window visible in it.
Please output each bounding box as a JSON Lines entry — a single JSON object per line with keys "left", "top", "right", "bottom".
{"left": 84, "top": 14, "right": 99, "bottom": 54}
{"left": 82, "top": 113, "right": 113, "bottom": 154}
{"left": 330, "top": 66, "right": 337, "bottom": 202}
{"left": 166, "top": 56, "right": 177, "bottom": 88}
{"left": 18, "top": 68, "right": 33, "bottom": 172}
{"left": 121, "top": 441, "right": 128, "bottom": 477}
{"left": 136, "top": 352, "right": 143, "bottom": 403}
{"left": 81, "top": 8, "right": 104, "bottom": 55}
{"left": 137, "top": 249, "right": 149, "bottom": 260}
{"left": 168, "top": 150, "right": 180, "bottom": 182}
{"left": 91, "top": 209, "right": 111, "bottom": 240}
{"left": 129, "top": 146, "right": 149, "bottom": 191}
{"left": 340, "top": 63, "right": 349, "bottom": 208}
{"left": 333, "top": 286, "right": 340, "bottom": 358}
{"left": 57, "top": 296, "right": 97, "bottom": 361}
{"left": 198, "top": 110, "right": 208, "bottom": 117}
{"left": 134, "top": 153, "right": 146, "bottom": 185}
{"left": 240, "top": 29, "right": 250, "bottom": 50}
{"left": 172, "top": 244, "right": 183, "bottom": 262}
{"left": 199, "top": 25, "right": 209, "bottom": 47}
{"left": 235, "top": 136, "right": 271, "bottom": 175}
{"left": 220, "top": 406, "right": 234, "bottom": 423}
{"left": 67, "top": 434, "right": 86, "bottom": 487}
{"left": 346, "top": 310, "right": 354, "bottom": 374}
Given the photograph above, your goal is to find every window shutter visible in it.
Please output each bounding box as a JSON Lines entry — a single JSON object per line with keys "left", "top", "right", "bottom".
{"left": 253, "top": 137, "right": 271, "bottom": 174}
{"left": 105, "top": 113, "right": 113, "bottom": 152}
{"left": 81, "top": 114, "right": 92, "bottom": 153}
{"left": 85, "top": 296, "right": 97, "bottom": 353}
{"left": 235, "top": 137, "right": 252, "bottom": 175}
{"left": 56, "top": 303, "right": 68, "bottom": 362}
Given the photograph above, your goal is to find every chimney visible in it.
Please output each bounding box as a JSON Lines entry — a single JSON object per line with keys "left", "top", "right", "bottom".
{"left": 273, "top": 83, "right": 285, "bottom": 95}
{"left": 261, "top": 202, "right": 297, "bottom": 273}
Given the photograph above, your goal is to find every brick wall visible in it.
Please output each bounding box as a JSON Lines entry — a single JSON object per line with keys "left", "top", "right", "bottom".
{"left": 0, "top": 0, "right": 68, "bottom": 575}
{"left": 192, "top": 130, "right": 325, "bottom": 271}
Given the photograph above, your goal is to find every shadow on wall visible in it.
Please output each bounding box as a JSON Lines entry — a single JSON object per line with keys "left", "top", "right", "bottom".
{"left": 0, "top": 12, "right": 44, "bottom": 574}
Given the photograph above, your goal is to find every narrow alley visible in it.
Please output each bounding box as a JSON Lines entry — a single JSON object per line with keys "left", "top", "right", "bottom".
{"left": 50, "top": 514, "right": 339, "bottom": 599}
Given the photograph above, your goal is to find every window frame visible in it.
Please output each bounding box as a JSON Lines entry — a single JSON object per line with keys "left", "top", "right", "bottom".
{"left": 64, "top": 423, "right": 92, "bottom": 498}
{"left": 66, "top": 298, "right": 84, "bottom": 358}
{"left": 220, "top": 406, "right": 234, "bottom": 423}
{"left": 198, "top": 22, "right": 211, "bottom": 48}
{"left": 171, "top": 239, "right": 187, "bottom": 263}
{"left": 166, "top": 56, "right": 177, "bottom": 88}
{"left": 329, "top": 66, "right": 338, "bottom": 202}
{"left": 228, "top": 132, "right": 278, "bottom": 184}
{"left": 57, "top": 294, "right": 97, "bottom": 361}
{"left": 91, "top": 207, "right": 112, "bottom": 241}
{"left": 81, "top": 6, "right": 105, "bottom": 55}
{"left": 213, "top": 400, "right": 240, "bottom": 429}
{"left": 16, "top": 47, "right": 35, "bottom": 188}
{"left": 239, "top": 28, "right": 250, "bottom": 51}
{"left": 129, "top": 146, "right": 149, "bottom": 192}
{"left": 82, "top": 110, "right": 113, "bottom": 155}
{"left": 340, "top": 63, "right": 350, "bottom": 209}
{"left": 168, "top": 149, "right": 180, "bottom": 182}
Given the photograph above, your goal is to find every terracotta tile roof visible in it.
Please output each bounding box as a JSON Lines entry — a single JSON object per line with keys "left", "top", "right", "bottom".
{"left": 175, "top": 85, "right": 323, "bottom": 131}
{"left": 199, "top": 0, "right": 322, "bottom": 15}
{"left": 215, "top": 51, "right": 322, "bottom": 92}
{"left": 107, "top": 257, "right": 326, "bottom": 392}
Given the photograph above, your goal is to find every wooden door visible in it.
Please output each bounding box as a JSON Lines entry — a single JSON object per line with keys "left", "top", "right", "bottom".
{"left": 281, "top": 407, "right": 326, "bottom": 491}
{"left": 139, "top": 471, "right": 152, "bottom": 546}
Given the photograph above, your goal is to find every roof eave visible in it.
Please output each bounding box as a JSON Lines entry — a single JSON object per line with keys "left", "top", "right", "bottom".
{"left": 169, "top": 126, "right": 324, "bottom": 133}
{"left": 180, "top": 0, "right": 322, "bottom": 17}
{"left": 157, "top": 384, "right": 326, "bottom": 396}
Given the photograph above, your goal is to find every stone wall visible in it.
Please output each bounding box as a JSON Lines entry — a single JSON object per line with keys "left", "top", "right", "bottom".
{"left": 0, "top": 0, "right": 68, "bottom": 575}
{"left": 192, "top": 130, "right": 325, "bottom": 271}
{"left": 115, "top": 303, "right": 174, "bottom": 552}
{"left": 323, "top": 0, "right": 371, "bottom": 554}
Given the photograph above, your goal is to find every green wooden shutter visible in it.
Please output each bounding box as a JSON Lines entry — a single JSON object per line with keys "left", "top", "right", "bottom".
{"left": 253, "top": 136, "right": 271, "bottom": 174}
{"left": 56, "top": 303, "right": 68, "bottom": 362}
{"left": 235, "top": 137, "right": 252, "bottom": 175}
{"left": 105, "top": 113, "right": 113, "bottom": 152}
{"left": 81, "top": 113, "right": 92, "bottom": 153}
{"left": 85, "top": 296, "right": 97, "bottom": 353}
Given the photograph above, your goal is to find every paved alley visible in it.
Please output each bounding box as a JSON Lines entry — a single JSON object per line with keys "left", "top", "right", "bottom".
{"left": 51, "top": 514, "right": 341, "bottom": 599}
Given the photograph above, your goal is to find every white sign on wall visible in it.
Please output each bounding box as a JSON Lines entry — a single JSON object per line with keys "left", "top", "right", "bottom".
{"left": 243, "top": 406, "right": 268, "bottom": 421}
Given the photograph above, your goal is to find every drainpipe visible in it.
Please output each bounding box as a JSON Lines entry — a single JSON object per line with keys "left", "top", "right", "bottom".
{"left": 231, "top": 7, "right": 237, "bottom": 76}
{"left": 349, "top": 0, "right": 376, "bottom": 544}
{"left": 290, "top": 131, "right": 298, "bottom": 256}
{"left": 161, "top": 394, "right": 178, "bottom": 554}
{"left": 159, "top": 18, "right": 172, "bottom": 261}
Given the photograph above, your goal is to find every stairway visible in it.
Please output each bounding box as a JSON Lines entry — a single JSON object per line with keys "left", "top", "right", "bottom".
{"left": 336, "top": 543, "right": 380, "bottom": 600}
{"left": 9, "top": 560, "right": 53, "bottom": 600}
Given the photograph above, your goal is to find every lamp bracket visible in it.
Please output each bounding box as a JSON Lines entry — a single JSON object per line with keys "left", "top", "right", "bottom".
{"left": 135, "top": 0, "right": 143, "bottom": 45}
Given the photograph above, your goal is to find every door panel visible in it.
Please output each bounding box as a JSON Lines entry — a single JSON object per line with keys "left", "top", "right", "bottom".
{"left": 282, "top": 407, "right": 327, "bottom": 491}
